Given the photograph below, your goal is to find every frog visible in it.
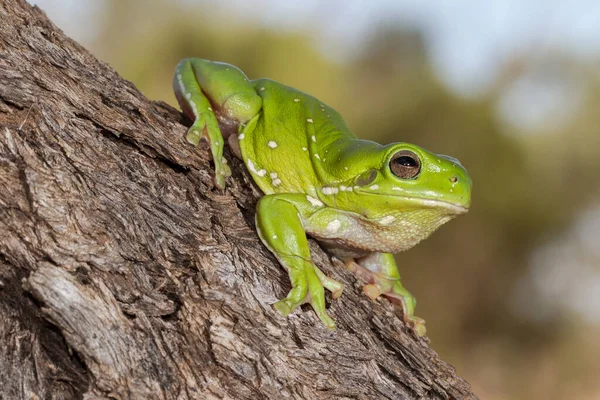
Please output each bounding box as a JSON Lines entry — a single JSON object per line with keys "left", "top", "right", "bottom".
{"left": 173, "top": 58, "right": 472, "bottom": 335}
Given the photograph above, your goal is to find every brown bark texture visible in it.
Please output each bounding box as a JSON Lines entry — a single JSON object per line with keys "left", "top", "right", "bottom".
{"left": 0, "top": 1, "right": 477, "bottom": 399}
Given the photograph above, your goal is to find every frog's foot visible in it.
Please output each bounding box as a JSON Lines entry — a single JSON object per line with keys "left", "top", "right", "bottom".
{"left": 273, "top": 261, "right": 340, "bottom": 329}
{"left": 346, "top": 259, "right": 426, "bottom": 336}
{"left": 186, "top": 121, "right": 231, "bottom": 189}
{"left": 364, "top": 281, "right": 427, "bottom": 336}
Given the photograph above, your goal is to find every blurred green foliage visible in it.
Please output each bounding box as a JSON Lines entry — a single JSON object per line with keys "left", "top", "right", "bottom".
{"left": 85, "top": 1, "right": 600, "bottom": 398}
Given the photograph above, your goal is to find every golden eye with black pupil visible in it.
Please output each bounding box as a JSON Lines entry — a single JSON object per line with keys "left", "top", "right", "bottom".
{"left": 390, "top": 150, "right": 421, "bottom": 179}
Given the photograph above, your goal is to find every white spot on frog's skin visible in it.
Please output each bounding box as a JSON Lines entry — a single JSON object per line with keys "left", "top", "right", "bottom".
{"left": 238, "top": 133, "right": 245, "bottom": 140}
{"left": 269, "top": 172, "right": 282, "bottom": 186}
{"left": 307, "top": 119, "right": 314, "bottom": 123}
{"left": 340, "top": 185, "right": 347, "bottom": 191}
{"left": 294, "top": 98, "right": 300, "bottom": 102}
{"left": 185, "top": 93, "right": 191, "bottom": 99}
{"left": 247, "top": 159, "right": 257, "bottom": 173}
{"left": 430, "top": 164, "right": 441, "bottom": 173}
{"left": 190, "top": 102, "right": 199, "bottom": 117}
{"left": 177, "top": 74, "right": 185, "bottom": 92}
{"left": 215, "top": 141, "right": 219, "bottom": 146}
{"left": 322, "top": 187, "right": 338, "bottom": 195}
{"left": 306, "top": 195, "right": 324, "bottom": 207}
{"left": 344, "top": 167, "right": 349, "bottom": 171}
{"left": 260, "top": 87, "right": 265, "bottom": 91}
{"left": 380, "top": 215, "right": 396, "bottom": 225}
{"left": 369, "top": 184, "right": 379, "bottom": 190}
{"left": 208, "top": 107, "right": 213, "bottom": 111}
{"left": 325, "top": 220, "right": 341, "bottom": 234}
{"left": 392, "top": 186, "right": 405, "bottom": 192}
{"left": 268, "top": 141, "right": 278, "bottom": 149}
{"left": 311, "top": 135, "right": 316, "bottom": 143}
{"left": 272, "top": 234, "right": 278, "bottom": 240}
{"left": 314, "top": 154, "right": 321, "bottom": 160}
{"left": 247, "top": 159, "right": 266, "bottom": 177}
{"left": 302, "top": 147, "right": 307, "bottom": 151}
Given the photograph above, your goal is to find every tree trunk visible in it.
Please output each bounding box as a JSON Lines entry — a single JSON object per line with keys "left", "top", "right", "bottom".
{"left": 0, "top": 1, "right": 477, "bottom": 399}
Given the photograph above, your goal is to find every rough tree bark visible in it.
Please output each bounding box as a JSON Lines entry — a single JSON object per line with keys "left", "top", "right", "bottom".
{"left": 0, "top": 1, "right": 477, "bottom": 399}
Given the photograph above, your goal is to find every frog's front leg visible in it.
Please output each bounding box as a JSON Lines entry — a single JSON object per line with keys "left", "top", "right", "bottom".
{"left": 346, "top": 253, "right": 426, "bottom": 336}
{"left": 173, "top": 58, "right": 262, "bottom": 189}
{"left": 256, "top": 194, "right": 344, "bottom": 329}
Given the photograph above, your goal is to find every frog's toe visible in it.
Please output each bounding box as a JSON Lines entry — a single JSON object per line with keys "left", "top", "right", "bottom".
{"left": 186, "top": 128, "right": 203, "bottom": 146}
{"left": 408, "top": 316, "right": 427, "bottom": 337}
{"left": 315, "top": 309, "right": 336, "bottom": 330}
{"left": 331, "top": 286, "right": 344, "bottom": 300}
{"left": 313, "top": 265, "right": 344, "bottom": 299}
{"left": 273, "top": 299, "right": 294, "bottom": 316}
{"left": 306, "top": 275, "right": 336, "bottom": 329}
{"left": 213, "top": 173, "right": 227, "bottom": 190}
{"left": 362, "top": 283, "right": 382, "bottom": 300}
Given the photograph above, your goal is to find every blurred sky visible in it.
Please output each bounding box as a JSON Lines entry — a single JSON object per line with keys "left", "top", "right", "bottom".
{"left": 30, "top": 0, "right": 600, "bottom": 95}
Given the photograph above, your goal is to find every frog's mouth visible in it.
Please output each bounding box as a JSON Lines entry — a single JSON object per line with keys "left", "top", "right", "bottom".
{"left": 411, "top": 198, "right": 469, "bottom": 215}
{"left": 356, "top": 190, "right": 469, "bottom": 215}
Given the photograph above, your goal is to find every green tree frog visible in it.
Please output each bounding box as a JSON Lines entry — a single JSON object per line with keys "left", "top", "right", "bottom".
{"left": 173, "top": 59, "right": 472, "bottom": 335}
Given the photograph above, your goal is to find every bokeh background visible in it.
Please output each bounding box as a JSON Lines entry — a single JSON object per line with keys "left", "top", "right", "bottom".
{"left": 29, "top": 1, "right": 600, "bottom": 398}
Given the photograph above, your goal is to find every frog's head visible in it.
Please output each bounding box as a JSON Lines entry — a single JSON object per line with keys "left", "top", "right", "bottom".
{"left": 348, "top": 142, "right": 471, "bottom": 249}
{"left": 375, "top": 142, "right": 471, "bottom": 211}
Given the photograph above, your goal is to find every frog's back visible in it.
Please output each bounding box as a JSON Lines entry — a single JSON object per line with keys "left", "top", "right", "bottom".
{"left": 238, "top": 78, "right": 355, "bottom": 196}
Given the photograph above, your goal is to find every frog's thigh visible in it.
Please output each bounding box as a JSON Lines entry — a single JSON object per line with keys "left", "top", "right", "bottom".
{"left": 255, "top": 194, "right": 341, "bottom": 329}
{"left": 187, "top": 58, "right": 262, "bottom": 123}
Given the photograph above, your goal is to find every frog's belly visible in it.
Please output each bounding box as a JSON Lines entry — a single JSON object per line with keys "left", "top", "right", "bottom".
{"left": 311, "top": 238, "right": 371, "bottom": 260}
{"left": 305, "top": 210, "right": 455, "bottom": 257}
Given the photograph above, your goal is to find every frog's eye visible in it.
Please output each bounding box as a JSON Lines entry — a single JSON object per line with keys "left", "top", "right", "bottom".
{"left": 390, "top": 150, "right": 421, "bottom": 179}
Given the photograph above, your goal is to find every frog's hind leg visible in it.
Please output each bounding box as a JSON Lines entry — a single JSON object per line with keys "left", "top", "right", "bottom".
{"left": 346, "top": 252, "right": 426, "bottom": 336}
{"left": 256, "top": 194, "right": 344, "bottom": 329}
{"left": 173, "top": 58, "right": 262, "bottom": 188}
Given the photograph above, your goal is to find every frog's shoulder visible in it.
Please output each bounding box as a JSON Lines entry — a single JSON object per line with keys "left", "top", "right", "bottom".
{"left": 250, "top": 78, "right": 319, "bottom": 108}
{"left": 251, "top": 78, "right": 300, "bottom": 93}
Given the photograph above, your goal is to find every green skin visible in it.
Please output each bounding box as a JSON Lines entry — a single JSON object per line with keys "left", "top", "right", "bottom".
{"left": 173, "top": 58, "right": 472, "bottom": 335}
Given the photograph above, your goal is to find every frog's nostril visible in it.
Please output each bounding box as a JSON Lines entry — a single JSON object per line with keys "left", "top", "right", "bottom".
{"left": 449, "top": 176, "right": 459, "bottom": 183}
